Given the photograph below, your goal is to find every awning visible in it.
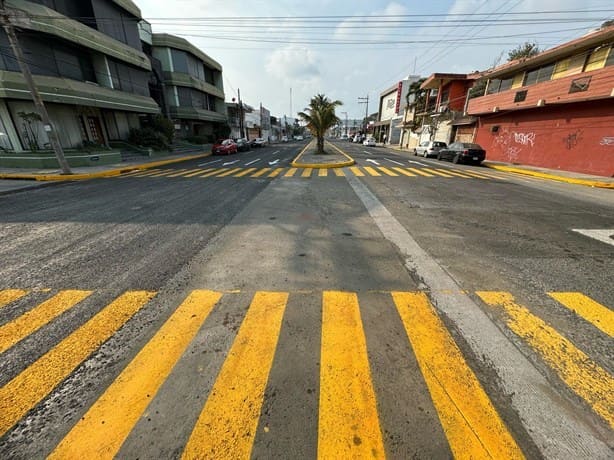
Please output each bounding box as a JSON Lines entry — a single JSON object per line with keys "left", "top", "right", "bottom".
{"left": 450, "top": 116, "right": 477, "bottom": 126}
{"left": 373, "top": 120, "right": 391, "bottom": 127}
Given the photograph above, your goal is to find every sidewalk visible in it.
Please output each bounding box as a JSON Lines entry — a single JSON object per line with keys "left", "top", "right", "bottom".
{"left": 387, "top": 145, "right": 614, "bottom": 189}
{"left": 291, "top": 140, "right": 354, "bottom": 168}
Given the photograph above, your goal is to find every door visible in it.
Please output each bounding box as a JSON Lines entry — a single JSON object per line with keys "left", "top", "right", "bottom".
{"left": 87, "top": 116, "right": 104, "bottom": 145}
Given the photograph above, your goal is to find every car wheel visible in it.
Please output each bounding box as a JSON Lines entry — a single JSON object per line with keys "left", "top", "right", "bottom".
{"left": 437, "top": 153, "right": 442, "bottom": 161}
{"left": 414, "top": 149, "right": 417, "bottom": 156}
{"left": 452, "top": 154, "right": 460, "bottom": 164}
{"left": 423, "top": 151, "right": 429, "bottom": 158}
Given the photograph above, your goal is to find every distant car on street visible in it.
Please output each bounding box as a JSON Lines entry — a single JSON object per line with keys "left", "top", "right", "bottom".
{"left": 294, "top": 135, "right": 304, "bottom": 141}
{"left": 251, "top": 137, "right": 267, "bottom": 148}
{"left": 414, "top": 141, "right": 447, "bottom": 158}
{"left": 281, "top": 136, "right": 289, "bottom": 142}
{"left": 437, "top": 142, "right": 486, "bottom": 164}
{"left": 353, "top": 135, "right": 362, "bottom": 143}
{"left": 363, "top": 137, "right": 376, "bottom": 147}
{"left": 235, "top": 138, "right": 251, "bottom": 152}
{"left": 212, "top": 139, "right": 237, "bottom": 155}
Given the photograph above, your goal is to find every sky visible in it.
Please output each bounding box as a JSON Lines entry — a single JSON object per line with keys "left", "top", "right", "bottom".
{"left": 135, "top": 0, "right": 614, "bottom": 120}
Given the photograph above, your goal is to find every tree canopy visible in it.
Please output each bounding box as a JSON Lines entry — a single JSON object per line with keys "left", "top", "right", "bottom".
{"left": 507, "top": 42, "right": 541, "bottom": 61}
{"left": 298, "top": 94, "right": 342, "bottom": 154}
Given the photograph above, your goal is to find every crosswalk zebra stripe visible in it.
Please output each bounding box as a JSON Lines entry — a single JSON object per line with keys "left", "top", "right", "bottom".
{"left": 0, "top": 290, "right": 92, "bottom": 354}
{"left": 421, "top": 168, "right": 454, "bottom": 178}
{"left": 376, "top": 166, "right": 399, "bottom": 177}
{"left": 284, "top": 168, "right": 298, "bottom": 177}
{"left": 183, "top": 292, "right": 288, "bottom": 459}
{"left": 216, "top": 168, "right": 243, "bottom": 177}
{"left": 435, "top": 169, "right": 473, "bottom": 178}
{"left": 49, "top": 290, "right": 222, "bottom": 459}
{"left": 477, "top": 291, "right": 614, "bottom": 428}
{"left": 407, "top": 167, "right": 433, "bottom": 177}
{"left": 233, "top": 167, "right": 258, "bottom": 177}
{"left": 184, "top": 168, "right": 214, "bottom": 177}
{"left": 548, "top": 292, "right": 614, "bottom": 337}
{"left": 392, "top": 292, "right": 523, "bottom": 459}
{"left": 268, "top": 168, "right": 283, "bottom": 178}
{"left": 391, "top": 167, "right": 417, "bottom": 177}
{"left": 301, "top": 168, "right": 313, "bottom": 178}
{"left": 0, "top": 289, "right": 28, "bottom": 309}
{"left": 251, "top": 168, "right": 271, "bottom": 177}
{"left": 318, "top": 291, "right": 385, "bottom": 459}
{"left": 332, "top": 168, "right": 345, "bottom": 177}
{"left": 318, "top": 168, "right": 328, "bottom": 177}
{"left": 362, "top": 166, "right": 380, "bottom": 176}
{"left": 349, "top": 166, "right": 365, "bottom": 177}
{"left": 0, "top": 291, "right": 156, "bottom": 437}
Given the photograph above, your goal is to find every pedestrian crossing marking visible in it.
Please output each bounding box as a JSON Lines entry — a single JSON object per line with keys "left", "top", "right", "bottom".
{"left": 301, "top": 167, "right": 313, "bottom": 178}
{"left": 251, "top": 167, "right": 270, "bottom": 177}
{"left": 184, "top": 168, "right": 213, "bottom": 177}
{"left": 0, "top": 290, "right": 92, "bottom": 354}
{"left": 268, "top": 168, "right": 283, "bottom": 178}
{"left": 350, "top": 166, "right": 364, "bottom": 177}
{"left": 318, "top": 168, "right": 328, "bottom": 177}
{"left": 408, "top": 167, "right": 434, "bottom": 177}
{"left": 183, "top": 292, "right": 288, "bottom": 459}
{"left": 0, "top": 289, "right": 28, "bottom": 309}
{"left": 168, "top": 168, "right": 200, "bottom": 178}
{"left": 284, "top": 167, "right": 298, "bottom": 177}
{"left": 0, "top": 290, "right": 156, "bottom": 437}
{"left": 477, "top": 291, "right": 614, "bottom": 428}
{"left": 377, "top": 166, "right": 399, "bottom": 176}
{"left": 548, "top": 292, "right": 613, "bottom": 337}
{"left": 332, "top": 168, "right": 345, "bottom": 177}
{"left": 318, "top": 291, "right": 385, "bottom": 459}
{"left": 150, "top": 169, "right": 187, "bottom": 177}
{"left": 392, "top": 292, "right": 524, "bottom": 459}
{"left": 216, "top": 167, "right": 242, "bottom": 177}
{"left": 363, "top": 166, "right": 381, "bottom": 176}
{"left": 233, "top": 167, "right": 258, "bottom": 177}
{"left": 127, "top": 169, "right": 163, "bottom": 177}
{"left": 392, "top": 167, "right": 417, "bottom": 177}
{"left": 440, "top": 169, "right": 474, "bottom": 179}
{"left": 200, "top": 168, "right": 226, "bottom": 177}
{"left": 421, "top": 168, "right": 454, "bottom": 178}
{"left": 49, "top": 290, "right": 222, "bottom": 459}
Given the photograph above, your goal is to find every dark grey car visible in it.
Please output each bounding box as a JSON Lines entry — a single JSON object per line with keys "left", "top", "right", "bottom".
{"left": 437, "top": 142, "right": 486, "bottom": 165}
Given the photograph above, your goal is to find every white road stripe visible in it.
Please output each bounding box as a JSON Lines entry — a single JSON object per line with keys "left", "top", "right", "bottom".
{"left": 385, "top": 158, "right": 404, "bottom": 166}
{"left": 245, "top": 159, "right": 260, "bottom": 166}
{"left": 271, "top": 151, "right": 280, "bottom": 155}
{"left": 198, "top": 159, "right": 222, "bottom": 166}
{"left": 572, "top": 229, "right": 614, "bottom": 247}
{"left": 408, "top": 160, "right": 427, "bottom": 166}
{"left": 363, "top": 150, "right": 373, "bottom": 155}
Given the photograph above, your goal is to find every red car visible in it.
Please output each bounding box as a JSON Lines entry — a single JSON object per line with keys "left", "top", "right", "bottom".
{"left": 212, "top": 139, "right": 237, "bottom": 155}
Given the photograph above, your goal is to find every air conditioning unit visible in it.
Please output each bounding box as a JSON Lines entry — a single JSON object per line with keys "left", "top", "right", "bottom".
{"left": 438, "top": 104, "right": 448, "bottom": 113}
{"left": 537, "top": 99, "right": 546, "bottom": 107}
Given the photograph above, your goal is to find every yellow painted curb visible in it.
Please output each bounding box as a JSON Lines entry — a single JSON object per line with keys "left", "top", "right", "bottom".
{"left": 0, "top": 153, "right": 211, "bottom": 182}
{"left": 483, "top": 163, "right": 614, "bottom": 189}
{"left": 290, "top": 140, "right": 355, "bottom": 169}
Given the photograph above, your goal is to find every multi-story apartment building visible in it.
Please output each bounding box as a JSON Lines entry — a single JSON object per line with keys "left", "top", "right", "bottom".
{"left": 467, "top": 25, "right": 614, "bottom": 177}
{"left": 0, "top": 0, "right": 159, "bottom": 162}
{"left": 373, "top": 75, "right": 420, "bottom": 145}
{"left": 151, "top": 33, "right": 226, "bottom": 141}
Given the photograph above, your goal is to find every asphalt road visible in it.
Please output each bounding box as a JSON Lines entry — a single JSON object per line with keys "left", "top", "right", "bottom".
{"left": 0, "top": 139, "right": 613, "bottom": 458}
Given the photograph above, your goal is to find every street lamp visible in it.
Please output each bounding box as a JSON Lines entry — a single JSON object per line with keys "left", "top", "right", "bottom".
{"left": 341, "top": 111, "right": 348, "bottom": 136}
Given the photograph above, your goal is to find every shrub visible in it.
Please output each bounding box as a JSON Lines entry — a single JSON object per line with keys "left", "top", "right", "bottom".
{"left": 185, "top": 135, "right": 213, "bottom": 144}
{"left": 128, "top": 127, "right": 169, "bottom": 151}
{"left": 151, "top": 115, "right": 175, "bottom": 143}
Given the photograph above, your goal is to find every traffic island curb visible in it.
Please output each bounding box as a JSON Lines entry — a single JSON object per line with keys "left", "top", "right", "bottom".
{"left": 291, "top": 140, "right": 355, "bottom": 169}
{"left": 483, "top": 163, "right": 614, "bottom": 189}
{"left": 0, "top": 152, "right": 211, "bottom": 182}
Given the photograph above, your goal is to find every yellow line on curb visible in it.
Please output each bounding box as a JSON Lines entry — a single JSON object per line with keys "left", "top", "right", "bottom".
{"left": 0, "top": 291, "right": 156, "bottom": 437}
{"left": 50, "top": 290, "right": 222, "bottom": 459}
{"left": 0, "top": 290, "right": 92, "bottom": 354}
{"left": 548, "top": 292, "right": 614, "bottom": 337}
{"left": 284, "top": 168, "right": 298, "bottom": 177}
{"left": 318, "top": 168, "right": 328, "bottom": 177}
{"left": 233, "top": 167, "right": 258, "bottom": 177}
{"left": 483, "top": 164, "right": 614, "bottom": 189}
{"left": 477, "top": 291, "right": 614, "bottom": 428}
{"left": 182, "top": 292, "right": 288, "bottom": 459}
{"left": 251, "top": 168, "right": 270, "bottom": 177}
{"left": 392, "top": 167, "right": 417, "bottom": 177}
{"left": 0, "top": 289, "right": 28, "bottom": 309}
{"left": 301, "top": 168, "right": 313, "bottom": 177}
{"left": 392, "top": 292, "right": 523, "bottom": 459}
{"left": 407, "top": 167, "right": 433, "bottom": 177}
{"left": 377, "top": 166, "right": 399, "bottom": 176}
{"left": 349, "top": 166, "right": 365, "bottom": 177}
{"left": 318, "top": 291, "right": 385, "bottom": 460}
{"left": 362, "top": 166, "right": 381, "bottom": 177}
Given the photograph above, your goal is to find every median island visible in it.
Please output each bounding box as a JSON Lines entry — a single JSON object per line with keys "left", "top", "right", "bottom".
{"left": 291, "top": 140, "right": 355, "bottom": 169}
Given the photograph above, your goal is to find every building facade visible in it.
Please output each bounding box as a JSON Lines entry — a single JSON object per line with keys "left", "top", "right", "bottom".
{"left": 467, "top": 26, "right": 614, "bottom": 177}
{"left": 151, "top": 33, "right": 226, "bottom": 141}
{"left": 373, "top": 75, "right": 420, "bottom": 145}
{"left": 0, "top": 0, "right": 159, "bottom": 163}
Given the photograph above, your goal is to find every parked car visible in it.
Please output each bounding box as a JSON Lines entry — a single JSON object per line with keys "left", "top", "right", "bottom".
{"left": 340, "top": 134, "right": 348, "bottom": 140}
{"left": 363, "top": 137, "right": 376, "bottom": 147}
{"left": 437, "top": 142, "right": 486, "bottom": 164}
{"left": 235, "top": 138, "right": 251, "bottom": 152}
{"left": 294, "top": 135, "right": 304, "bottom": 141}
{"left": 414, "top": 141, "right": 447, "bottom": 158}
{"left": 353, "top": 135, "right": 362, "bottom": 143}
{"left": 212, "top": 139, "right": 237, "bottom": 155}
{"left": 252, "top": 137, "right": 267, "bottom": 148}
{"left": 281, "top": 136, "right": 289, "bottom": 142}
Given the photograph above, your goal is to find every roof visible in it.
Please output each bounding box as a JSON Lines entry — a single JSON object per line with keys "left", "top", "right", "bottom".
{"left": 420, "top": 73, "right": 481, "bottom": 90}
{"left": 152, "top": 33, "right": 222, "bottom": 72}
{"left": 483, "top": 25, "right": 614, "bottom": 79}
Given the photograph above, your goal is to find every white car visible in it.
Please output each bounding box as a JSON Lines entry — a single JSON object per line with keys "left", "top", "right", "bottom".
{"left": 363, "top": 137, "right": 376, "bottom": 146}
{"left": 281, "top": 136, "right": 289, "bottom": 142}
{"left": 294, "top": 135, "right": 304, "bottom": 141}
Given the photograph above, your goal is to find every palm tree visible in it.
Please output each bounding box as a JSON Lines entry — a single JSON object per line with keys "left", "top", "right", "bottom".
{"left": 298, "top": 94, "right": 342, "bottom": 154}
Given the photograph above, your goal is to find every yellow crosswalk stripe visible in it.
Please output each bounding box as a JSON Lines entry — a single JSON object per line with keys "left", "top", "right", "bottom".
{"left": 477, "top": 291, "right": 614, "bottom": 428}
{"left": 149, "top": 169, "right": 187, "bottom": 177}
{"left": 126, "top": 169, "right": 164, "bottom": 177}
{"left": 407, "top": 167, "right": 434, "bottom": 177}
{"left": 454, "top": 170, "right": 488, "bottom": 179}
{"left": 349, "top": 166, "right": 364, "bottom": 177}
{"left": 284, "top": 167, "right": 298, "bottom": 177}
{"left": 0, "top": 290, "right": 92, "bottom": 354}
{"left": 215, "top": 168, "right": 242, "bottom": 177}
{"left": 301, "top": 167, "right": 313, "bottom": 177}
{"left": 362, "top": 166, "right": 381, "bottom": 176}
{"left": 233, "top": 167, "right": 258, "bottom": 177}
{"left": 377, "top": 166, "right": 399, "bottom": 176}
{"left": 332, "top": 168, "right": 345, "bottom": 177}
{"left": 0, "top": 289, "right": 28, "bottom": 309}
{"left": 421, "top": 168, "right": 453, "bottom": 177}
{"left": 392, "top": 292, "right": 523, "bottom": 459}
{"left": 184, "top": 168, "right": 214, "bottom": 177}
{"left": 50, "top": 290, "right": 222, "bottom": 459}
{"left": 183, "top": 292, "right": 288, "bottom": 459}
{"left": 318, "top": 291, "right": 385, "bottom": 459}
{"left": 465, "top": 170, "right": 507, "bottom": 180}
{"left": 0, "top": 291, "right": 156, "bottom": 437}
{"left": 251, "top": 168, "right": 271, "bottom": 177}
{"left": 392, "top": 167, "right": 417, "bottom": 177}
{"left": 318, "top": 168, "right": 328, "bottom": 177}
{"left": 268, "top": 168, "right": 284, "bottom": 177}
{"left": 167, "top": 169, "right": 200, "bottom": 178}
{"left": 119, "top": 169, "right": 153, "bottom": 177}
{"left": 436, "top": 168, "right": 474, "bottom": 178}
{"left": 200, "top": 168, "right": 225, "bottom": 177}
{"left": 548, "top": 292, "right": 614, "bottom": 337}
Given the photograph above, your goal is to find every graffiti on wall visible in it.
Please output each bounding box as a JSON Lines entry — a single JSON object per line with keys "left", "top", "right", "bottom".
{"left": 563, "top": 129, "right": 583, "bottom": 150}
{"left": 513, "top": 131, "right": 536, "bottom": 146}
{"left": 600, "top": 136, "right": 614, "bottom": 146}
{"left": 492, "top": 128, "right": 536, "bottom": 162}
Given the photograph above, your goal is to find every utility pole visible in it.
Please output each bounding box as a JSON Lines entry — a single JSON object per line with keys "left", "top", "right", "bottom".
{"left": 237, "top": 88, "right": 245, "bottom": 139}
{"left": 0, "top": 1, "right": 72, "bottom": 174}
{"left": 358, "top": 95, "right": 369, "bottom": 133}
{"left": 341, "top": 111, "right": 348, "bottom": 136}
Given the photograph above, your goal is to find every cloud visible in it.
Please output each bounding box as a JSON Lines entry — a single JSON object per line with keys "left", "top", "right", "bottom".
{"left": 265, "top": 46, "right": 321, "bottom": 82}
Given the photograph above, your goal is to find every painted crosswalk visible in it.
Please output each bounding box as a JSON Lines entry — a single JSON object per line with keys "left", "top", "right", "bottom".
{"left": 117, "top": 166, "right": 507, "bottom": 181}
{"left": 0, "top": 288, "right": 611, "bottom": 457}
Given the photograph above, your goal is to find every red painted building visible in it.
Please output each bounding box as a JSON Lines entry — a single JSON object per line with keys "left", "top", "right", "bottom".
{"left": 467, "top": 26, "right": 614, "bottom": 177}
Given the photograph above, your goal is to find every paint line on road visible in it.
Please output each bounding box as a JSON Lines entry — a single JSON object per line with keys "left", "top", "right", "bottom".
{"left": 349, "top": 166, "right": 365, "bottom": 177}
{"left": 408, "top": 160, "right": 427, "bottom": 166}
{"left": 50, "top": 290, "right": 222, "bottom": 459}
{"left": 184, "top": 168, "right": 214, "bottom": 177}
{"left": 301, "top": 168, "right": 313, "bottom": 178}
{"left": 269, "top": 159, "right": 280, "bottom": 166}
{"left": 268, "top": 168, "right": 283, "bottom": 178}
{"left": 245, "top": 158, "right": 260, "bottom": 166}
{"left": 366, "top": 159, "right": 380, "bottom": 166}
{"left": 392, "top": 292, "right": 523, "bottom": 459}
{"left": 407, "top": 168, "right": 434, "bottom": 177}
{"left": 572, "top": 229, "right": 614, "bottom": 248}
{"left": 0, "top": 289, "right": 28, "bottom": 309}
{"left": 318, "top": 168, "right": 328, "bottom": 177}
{"left": 251, "top": 168, "right": 271, "bottom": 177}
{"left": 271, "top": 150, "right": 280, "bottom": 155}
{"left": 392, "top": 167, "right": 417, "bottom": 177}
{"left": 222, "top": 160, "right": 240, "bottom": 166}
{"left": 333, "top": 168, "right": 345, "bottom": 177}
{"left": 319, "top": 291, "right": 385, "bottom": 459}
{"left": 363, "top": 150, "right": 373, "bottom": 155}
{"left": 215, "top": 168, "right": 242, "bottom": 177}
{"left": 421, "top": 168, "right": 454, "bottom": 178}
{"left": 183, "top": 292, "right": 288, "bottom": 459}
{"left": 233, "top": 168, "right": 258, "bottom": 177}
{"left": 362, "top": 166, "right": 381, "bottom": 176}
{"left": 284, "top": 168, "right": 298, "bottom": 177}
{"left": 377, "top": 167, "right": 399, "bottom": 177}
{"left": 0, "top": 291, "right": 156, "bottom": 437}
{"left": 198, "top": 159, "right": 223, "bottom": 167}
{"left": 548, "top": 292, "right": 614, "bottom": 337}
{"left": 385, "top": 158, "right": 404, "bottom": 166}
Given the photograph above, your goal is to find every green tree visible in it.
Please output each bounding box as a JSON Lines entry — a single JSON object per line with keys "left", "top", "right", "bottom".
{"left": 507, "top": 42, "right": 540, "bottom": 61}
{"left": 298, "top": 94, "right": 342, "bottom": 154}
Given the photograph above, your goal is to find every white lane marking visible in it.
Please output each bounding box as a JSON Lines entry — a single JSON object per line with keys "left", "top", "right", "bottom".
{"left": 385, "top": 158, "right": 404, "bottom": 166}
{"left": 366, "top": 159, "right": 380, "bottom": 166}
{"left": 269, "top": 159, "right": 280, "bottom": 166}
{"left": 572, "top": 229, "right": 614, "bottom": 247}
{"left": 345, "top": 173, "right": 612, "bottom": 459}
{"left": 409, "top": 160, "right": 427, "bottom": 166}
{"left": 363, "top": 150, "right": 373, "bottom": 155}
{"left": 223, "top": 160, "right": 239, "bottom": 166}
{"left": 271, "top": 150, "right": 280, "bottom": 155}
{"left": 198, "top": 159, "right": 222, "bottom": 166}
{"left": 245, "top": 158, "right": 260, "bottom": 166}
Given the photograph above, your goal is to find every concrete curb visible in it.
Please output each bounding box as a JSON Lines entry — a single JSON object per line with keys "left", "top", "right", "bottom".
{"left": 483, "top": 163, "right": 614, "bottom": 189}
{"left": 0, "top": 152, "right": 211, "bottom": 182}
{"left": 291, "top": 140, "right": 355, "bottom": 169}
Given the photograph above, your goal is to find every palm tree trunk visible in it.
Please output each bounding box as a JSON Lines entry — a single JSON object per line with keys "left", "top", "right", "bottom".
{"left": 317, "top": 135, "right": 324, "bottom": 154}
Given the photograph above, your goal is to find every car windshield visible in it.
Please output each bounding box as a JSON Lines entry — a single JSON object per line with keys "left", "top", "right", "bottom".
{"left": 462, "top": 143, "right": 483, "bottom": 149}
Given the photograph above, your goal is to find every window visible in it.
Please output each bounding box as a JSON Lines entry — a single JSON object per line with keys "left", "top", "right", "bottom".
{"left": 569, "top": 76, "right": 591, "bottom": 93}
{"left": 552, "top": 58, "right": 570, "bottom": 79}
{"left": 536, "top": 63, "right": 554, "bottom": 83}
{"left": 584, "top": 46, "right": 610, "bottom": 72}
{"left": 511, "top": 72, "right": 524, "bottom": 88}
{"left": 204, "top": 67, "right": 215, "bottom": 85}
{"left": 440, "top": 87, "right": 450, "bottom": 104}
{"left": 514, "top": 90, "right": 527, "bottom": 102}
{"left": 487, "top": 79, "right": 501, "bottom": 94}
{"left": 177, "top": 87, "right": 192, "bottom": 106}
{"left": 171, "top": 49, "right": 189, "bottom": 74}
{"left": 523, "top": 68, "right": 539, "bottom": 86}
{"left": 604, "top": 46, "right": 614, "bottom": 67}
{"left": 499, "top": 77, "right": 513, "bottom": 92}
